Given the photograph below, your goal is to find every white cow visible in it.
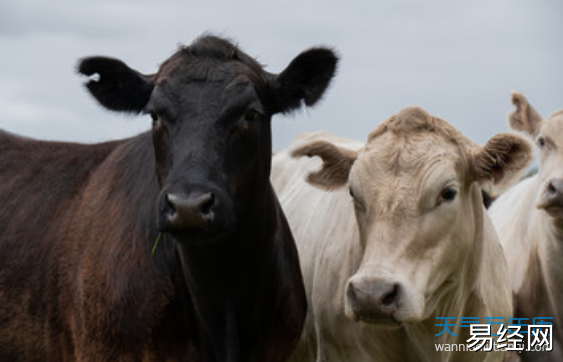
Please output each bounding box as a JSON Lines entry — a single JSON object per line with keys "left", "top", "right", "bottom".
{"left": 489, "top": 93, "right": 563, "bottom": 362}
{"left": 272, "top": 107, "right": 533, "bottom": 362}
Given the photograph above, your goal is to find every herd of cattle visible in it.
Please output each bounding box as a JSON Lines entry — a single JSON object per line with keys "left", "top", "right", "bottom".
{"left": 0, "top": 35, "right": 560, "bottom": 362}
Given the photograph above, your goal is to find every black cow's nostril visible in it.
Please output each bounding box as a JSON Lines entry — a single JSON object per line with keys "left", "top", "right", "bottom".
{"left": 165, "top": 193, "right": 176, "bottom": 211}
{"left": 200, "top": 193, "right": 214, "bottom": 216}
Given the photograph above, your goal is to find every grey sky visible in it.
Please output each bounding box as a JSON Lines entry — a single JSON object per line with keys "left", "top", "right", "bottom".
{"left": 0, "top": 0, "right": 562, "bottom": 151}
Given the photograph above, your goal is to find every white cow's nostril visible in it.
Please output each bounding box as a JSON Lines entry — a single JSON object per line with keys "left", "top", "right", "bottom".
{"left": 548, "top": 181, "right": 557, "bottom": 195}
{"left": 381, "top": 284, "right": 399, "bottom": 307}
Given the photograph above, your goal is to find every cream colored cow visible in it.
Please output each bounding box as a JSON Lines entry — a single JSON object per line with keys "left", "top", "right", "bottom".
{"left": 272, "top": 107, "right": 533, "bottom": 362}
{"left": 489, "top": 93, "right": 563, "bottom": 362}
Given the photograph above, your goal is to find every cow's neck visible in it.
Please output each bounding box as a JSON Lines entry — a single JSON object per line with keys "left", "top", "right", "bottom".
{"left": 173, "top": 184, "right": 278, "bottom": 362}
{"left": 536, "top": 216, "right": 563, "bottom": 337}
{"left": 501, "top": 178, "right": 563, "bottom": 349}
{"left": 542, "top": 212, "right": 563, "bottom": 242}
{"left": 112, "top": 133, "right": 283, "bottom": 360}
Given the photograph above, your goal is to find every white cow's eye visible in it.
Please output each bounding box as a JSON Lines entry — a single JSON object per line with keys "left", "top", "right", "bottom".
{"left": 440, "top": 187, "right": 457, "bottom": 202}
{"left": 538, "top": 137, "right": 546, "bottom": 148}
{"left": 349, "top": 188, "right": 366, "bottom": 212}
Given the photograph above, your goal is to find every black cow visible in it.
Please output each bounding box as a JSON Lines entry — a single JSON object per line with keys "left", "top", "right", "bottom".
{"left": 0, "top": 35, "right": 338, "bottom": 362}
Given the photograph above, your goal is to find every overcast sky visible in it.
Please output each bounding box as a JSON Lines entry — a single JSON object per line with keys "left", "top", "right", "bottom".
{"left": 0, "top": 0, "right": 561, "bottom": 151}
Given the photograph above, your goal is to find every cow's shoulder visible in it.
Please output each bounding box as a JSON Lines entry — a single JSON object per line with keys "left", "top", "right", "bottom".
{"left": 489, "top": 174, "right": 541, "bottom": 294}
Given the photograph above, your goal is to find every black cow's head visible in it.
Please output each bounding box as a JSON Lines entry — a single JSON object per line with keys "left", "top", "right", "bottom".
{"left": 78, "top": 35, "right": 338, "bottom": 242}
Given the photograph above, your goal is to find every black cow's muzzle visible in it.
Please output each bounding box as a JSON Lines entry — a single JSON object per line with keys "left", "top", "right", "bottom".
{"left": 157, "top": 187, "right": 234, "bottom": 239}
{"left": 166, "top": 192, "right": 215, "bottom": 230}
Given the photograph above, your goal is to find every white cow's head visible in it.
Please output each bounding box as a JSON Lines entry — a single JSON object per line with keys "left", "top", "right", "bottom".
{"left": 292, "top": 107, "right": 532, "bottom": 327}
{"left": 509, "top": 92, "right": 563, "bottom": 218}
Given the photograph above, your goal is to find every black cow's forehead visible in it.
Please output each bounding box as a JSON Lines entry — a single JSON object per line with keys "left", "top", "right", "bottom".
{"left": 147, "top": 75, "right": 262, "bottom": 122}
{"left": 155, "top": 37, "right": 266, "bottom": 85}
{"left": 152, "top": 56, "right": 270, "bottom": 114}
{"left": 148, "top": 36, "right": 274, "bottom": 117}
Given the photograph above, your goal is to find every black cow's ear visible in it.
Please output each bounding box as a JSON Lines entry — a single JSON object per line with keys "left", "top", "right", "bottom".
{"left": 77, "top": 57, "right": 154, "bottom": 114}
{"left": 272, "top": 48, "right": 338, "bottom": 114}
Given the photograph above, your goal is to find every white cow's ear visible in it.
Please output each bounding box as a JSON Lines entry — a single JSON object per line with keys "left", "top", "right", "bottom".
{"left": 508, "top": 92, "right": 543, "bottom": 137}
{"left": 291, "top": 140, "right": 357, "bottom": 190}
{"left": 473, "top": 133, "right": 533, "bottom": 194}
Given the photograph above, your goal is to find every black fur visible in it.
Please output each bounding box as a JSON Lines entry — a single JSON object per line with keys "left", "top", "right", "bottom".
{"left": 77, "top": 57, "right": 154, "bottom": 113}
{"left": 1, "top": 35, "right": 339, "bottom": 362}
{"left": 275, "top": 48, "right": 338, "bottom": 113}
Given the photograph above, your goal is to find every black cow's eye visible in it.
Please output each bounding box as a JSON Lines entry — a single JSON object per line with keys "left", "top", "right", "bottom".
{"left": 440, "top": 187, "right": 457, "bottom": 202}
{"left": 538, "top": 137, "right": 546, "bottom": 148}
{"left": 349, "top": 188, "right": 355, "bottom": 198}
{"left": 244, "top": 109, "right": 262, "bottom": 122}
{"left": 150, "top": 113, "right": 160, "bottom": 127}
